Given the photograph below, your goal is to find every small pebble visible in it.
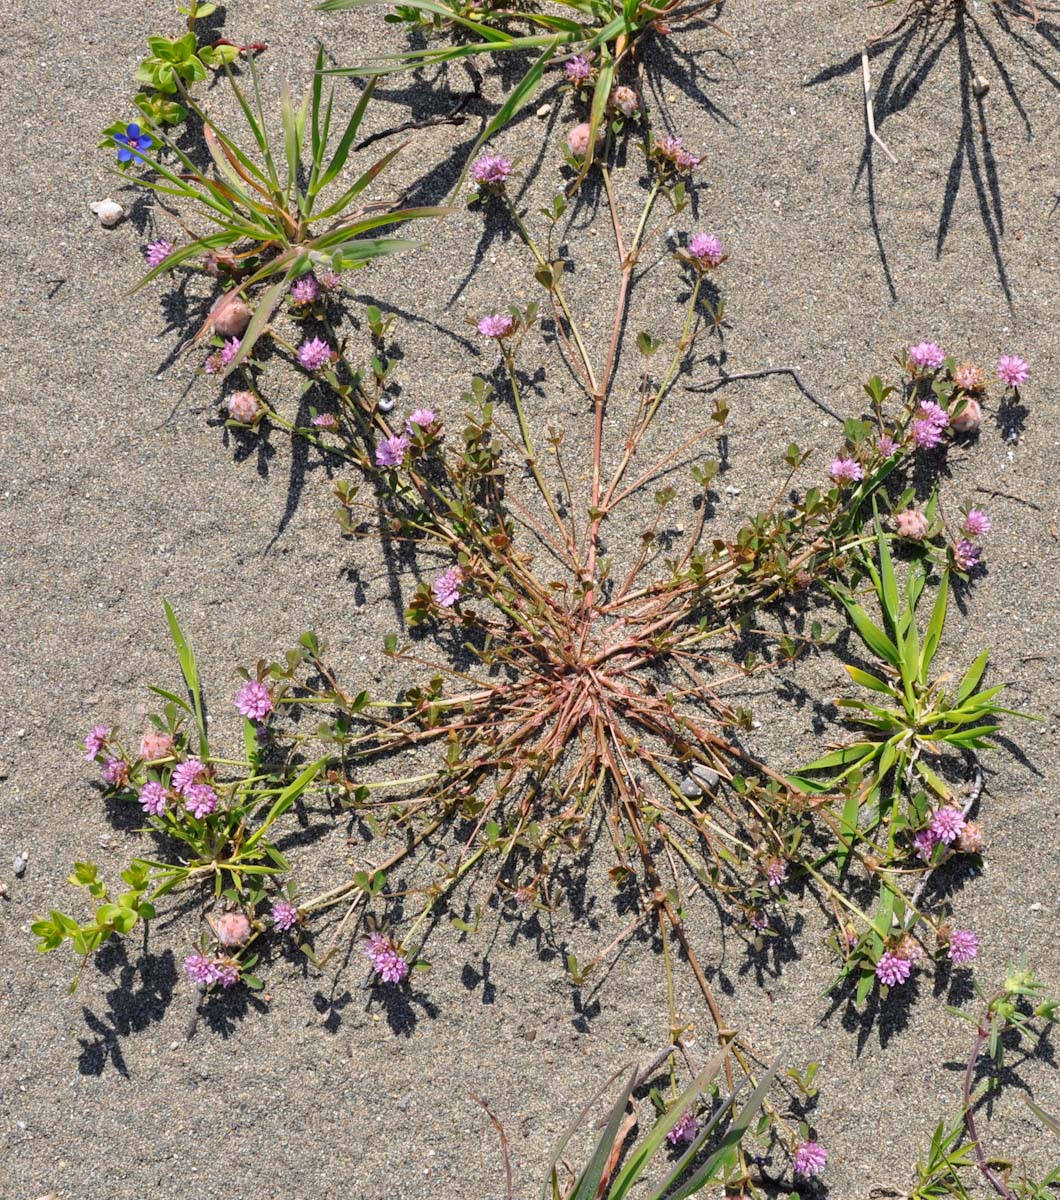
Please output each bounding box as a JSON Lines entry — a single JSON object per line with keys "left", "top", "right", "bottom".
{"left": 972, "top": 74, "right": 990, "bottom": 97}
{"left": 377, "top": 397, "right": 396, "bottom": 413}
{"left": 535, "top": 103, "right": 551, "bottom": 118}
{"left": 90, "top": 198, "right": 125, "bottom": 227}
{"left": 14, "top": 852, "right": 28, "bottom": 877}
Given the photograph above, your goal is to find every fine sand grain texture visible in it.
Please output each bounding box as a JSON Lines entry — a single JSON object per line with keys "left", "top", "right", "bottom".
{"left": 1, "top": 1, "right": 1058, "bottom": 1197}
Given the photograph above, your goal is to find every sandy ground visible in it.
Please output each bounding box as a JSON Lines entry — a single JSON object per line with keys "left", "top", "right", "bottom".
{"left": 1, "top": 1, "right": 1058, "bottom": 1196}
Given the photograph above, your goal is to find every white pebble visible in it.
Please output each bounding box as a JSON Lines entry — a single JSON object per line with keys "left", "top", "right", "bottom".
{"left": 90, "top": 199, "right": 124, "bottom": 227}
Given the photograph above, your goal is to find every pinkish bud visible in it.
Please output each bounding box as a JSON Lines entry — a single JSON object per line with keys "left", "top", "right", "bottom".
{"left": 567, "top": 122, "right": 601, "bottom": 159}
{"left": 140, "top": 730, "right": 175, "bottom": 760}
{"left": 210, "top": 292, "right": 252, "bottom": 337}
{"left": 227, "top": 390, "right": 260, "bottom": 424}
{"left": 950, "top": 398, "right": 981, "bottom": 433}
{"left": 611, "top": 86, "right": 639, "bottom": 117}
{"left": 214, "top": 911, "right": 252, "bottom": 947}
{"left": 894, "top": 508, "right": 928, "bottom": 541}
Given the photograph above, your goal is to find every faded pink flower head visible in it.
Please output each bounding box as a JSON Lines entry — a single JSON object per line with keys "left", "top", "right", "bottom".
{"left": 140, "top": 730, "right": 174, "bottom": 761}
{"left": 957, "top": 820, "right": 985, "bottom": 854}
{"left": 954, "top": 363, "right": 985, "bottom": 393}
{"left": 829, "top": 456, "right": 864, "bottom": 484}
{"left": 611, "top": 85, "right": 639, "bottom": 117}
{"left": 793, "top": 1140, "right": 828, "bottom": 1178}
{"left": 312, "top": 412, "right": 338, "bottom": 430}
{"left": 290, "top": 275, "right": 320, "bottom": 305}
{"left": 947, "top": 928, "right": 979, "bottom": 965}
{"left": 406, "top": 408, "right": 438, "bottom": 434}
{"left": 227, "top": 390, "right": 260, "bottom": 424}
{"left": 876, "top": 950, "right": 913, "bottom": 987}
{"left": 908, "top": 341, "right": 945, "bottom": 370}
{"left": 271, "top": 899, "right": 299, "bottom": 932}
{"left": 84, "top": 724, "right": 111, "bottom": 762}
{"left": 930, "top": 805, "right": 966, "bottom": 845}
{"left": 235, "top": 679, "right": 273, "bottom": 722}
{"left": 171, "top": 757, "right": 206, "bottom": 796}
{"left": 214, "top": 911, "right": 252, "bottom": 947}
{"left": 297, "top": 337, "right": 333, "bottom": 372}
{"left": 954, "top": 539, "right": 981, "bottom": 572}
{"left": 184, "top": 783, "right": 218, "bottom": 819}
{"left": 102, "top": 758, "right": 129, "bottom": 787}
{"left": 144, "top": 239, "right": 173, "bottom": 268}
{"left": 567, "top": 121, "right": 599, "bottom": 159}
{"left": 433, "top": 565, "right": 464, "bottom": 608}
{"left": 375, "top": 434, "right": 409, "bottom": 469}
{"left": 997, "top": 355, "right": 1029, "bottom": 387}
{"left": 895, "top": 508, "right": 928, "bottom": 541}
{"left": 962, "top": 508, "right": 990, "bottom": 537}
{"left": 950, "top": 398, "right": 981, "bottom": 434}
{"left": 667, "top": 1109, "right": 699, "bottom": 1146}
{"left": 655, "top": 135, "right": 701, "bottom": 172}
{"left": 688, "top": 232, "right": 726, "bottom": 268}
{"left": 139, "top": 781, "right": 169, "bottom": 816}
{"left": 364, "top": 932, "right": 409, "bottom": 984}
{"left": 470, "top": 154, "right": 513, "bottom": 187}
{"left": 318, "top": 269, "right": 342, "bottom": 292}
{"left": 478, "top": 313, "right": 515, "bottom": 340}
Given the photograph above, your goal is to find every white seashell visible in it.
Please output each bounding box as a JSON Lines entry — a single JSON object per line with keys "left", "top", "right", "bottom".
{"left": 90, "top": 199, "right": 125, "bottom": 227}
{"left": 377, "top": 397, "right": 397, "bottom": 413}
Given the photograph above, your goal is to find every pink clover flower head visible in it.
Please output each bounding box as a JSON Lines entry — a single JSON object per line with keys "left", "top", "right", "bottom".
{"left": 908, "top": 341, "right": 945, "bottom": 370}
{"left": 171, "top": 758, "right": 206, "bottom": 796}
{"left": 375, "top": 434, "right": 410, "bottom": 469}
{"left": 919, "top": 400, "right": 950, "bottom": 430}
{"left": 297, "top": 337, "right": 333, "bottom": 372}
{"left": 140, "top": 730, "right": 174, "bottom": 760}
{"left": 271, "top": 899, "right": 299, "bottom": 932}
{"left": 655, "top": 135, "right": 702, "bottom": 172}
{"left": 611, "top": 85, "right": 639, "bottom": 118}
{"left": 912, "top": 418, "right": 945, "bottom": 450}
{"left": 290, "top": 275, "right": 320, "bottom": 305}
{"left": 227, "top": 390, "right": 259, "bottom": 424}
{"left": 930, "top": 805, "right": 966, "bottom": 845}
{"left": 102, "top": 757, "right": 129, "bottom": 787}
{"left": 215, "top": 962, "right": 240, "bottom": 989}
{"left": 318, "top": 269, "right": 342, "bottom": 292}
{"left": 364, "top": 932, "right": 409, "bottom": 984}
{"left": 688, "top": 232, "right": 726, "bottom": 269}
{"left": 954, "top": 539, "right": 981, "bottom": 572}
{"left": 184, "top": 953, "right": 218, "bottom": 985}
{"left": 793, "top": 1140, "right": 828, "bottom": 1178}
{"left": 997, "top": 355, "right": 1029, "bottom": 387}
{"left": 749, "top": 910, "right": 768, "bottom": 932}
{"left": 876, "top": 950, "right": 913, "bottom": 987}
{"left": 913, "top": 828, "right": 939, "bottom": 862}
{"left": 433, "top": 565, "right": 464, "bottom": 608}
{"left": 236, "top": 679, "right": 273, "bottom": 722}
{"left": 220, "top": 338, "right": 241, "bottom": 368}
{"left": 312, "top": 413, "right": 338, "bottom": 430}
{"left": 766, "top": 857, "right": 787, "bottom": 888}
{"left": 876, "top": 434, "right": 899, "bottom": 457}
{"left": 184, "top": 783, "right": 218, "bottom": 819}
{"left": 829, "top": 456, "right": 863, "bottom": 484}
{"left": 667, "top": 1109, "right": 699, "bottom": 1146}
{"left": 214, "top": 911, "right": 252, "bottom": 947}
{"left": 478, "top": 313, "right": 515, "bottom": 340}
{"left": 139, "top": 781, "right": 169, "bottom": 816}
{"left": 954, "top": 363, "right": 985, "bottom": 393}
{"left": 470, "top": 154, "right": 513, "bottom": 188}
{"left": 84, "top": 724, "right": 111, "bottom": 762}
{"left": 564, "top": 54, "right": 593, "bottom": 84}
{"left": 144, "top": 239, "right": 173, "bottom": 268}
{"left": 406, "top": 408, "right": 438, "bottom": 434}
{"left": 947, "top": 928, "right": 979, "bottom": 965}
{"left": 895, "top": 508, "right": 928, "bottom": 541}
{"left": 962, "top": 508, "right": 991, "bottom": 537}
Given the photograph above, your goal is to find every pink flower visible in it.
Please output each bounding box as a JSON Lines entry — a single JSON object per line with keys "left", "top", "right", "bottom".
{"left": 432, "top": 565, "right": 464, "bottom": 608}
{"left": 954, "top": 539, "right": 981, "bottom": 571}
{"left": 235, "top": 679, "right": 273, "bottom": 721}
{"left": 312, "top": 413, "right": 338, "bottom": 430}
{"left": 478, "top": 313, "right": 515, "bottom": 340}
{"left": 271, "top": 899, "right": 299, "bottom": 931}
{"left": 654, "top": 135, "right": 702, "bottom": 172}
{"left": 997, "top": 355, "right": 1029, "bottom": 387}
{"left": 171, "top": 758, "right": 206, "bottom": 796}
{"left": 318, "top": 269, "right": 342, "bottom": 291}
{"left": 611, "top": 85, "right": 639, "bottom": 117}
{"left": 947, "top": 928, "right": 979, "bottom": 964}
{"left": 829, "top": 456, "right": 863, "bottom": 484}
{"left": 950, "top": 398, "right": 981, "bottom": 433}
{"left": 84, "top": 724, "right": 111, "bottom": 762}
{"left": 215, "top": 962, "right": 240, "bottom": 988}
{"left": 930, "top": 805, "right": 966, "bottom": 845}
{"left": 227, "top": 390, "right": 260, "bottom": 424}
{"left": 688, "top": 232, "right": 726, "bottom": 268}
{"left": 102, "top": 758, "right": 129, "bottom": 787}
{"left": 184, "top": 953, "right": 218, "bottom": 985}
{"left": 204, "top": 337, "right": 241, "bottom": 376}
{"left": 470, "top": 154, "right": 513, "bottom": 187}
{"left": 297, "top": 337, "right": 333, "bottom": 372}
{"left": 667, "top": 1109, "right": 699, "bottom": 1146}
{"left": 375, "top": 434, "right": 409, "bottom": 469}
{"left": 913, "top": 828, "right": 939, "bottom": 861}
{"left": 793, "top": 1140, "right": 828, "bottom": 1178}
{"left": 908, "top": 341, "right": 945, "bottom": 370}
{"left": 766, "top": 857, "right": 787, "bottom": 888}
{"left": 290, "top": 275, "right": 320, "bottom": 305}
{"left": 876, "top": 434, "right": 899, "bottom": 457}
{"left": 184, "top": 783, "right": 218, "bottom": 819}
{"left": 962, "top": 509, "right": 990, "bottom": 537}
{"left": 567, "top": 121, "right": 599, "bottom": 159}
{"left": 913, "top": 419, "right": 945, "bottom": 449}
{"left": 364, "top": 932, "right": 409, "bottom": 984}
{"left": 876, "top": 951, "right": 912, "bottom": 987}
{"left": 406, "top": 408, "right": 438, "bottom": 433}
{"left": 895, "top": 508, "right": 928, "bottom": 541}
{"left": 214, "top": 911, "right": 251, "bottom": 947}
{"left": 564, "top": 55, "right": 593, "bottom": 85}
{"left": 139, "top": 781, "right": 169, "bottom": 816}
{"left": 144, "top": 239, "right": 173, "bottom": 268}
{"left": 954, "top": 363, "right": 985, "bottom": 392}
{"left": 140, "top": 730, "right": 174, "bottom": 760}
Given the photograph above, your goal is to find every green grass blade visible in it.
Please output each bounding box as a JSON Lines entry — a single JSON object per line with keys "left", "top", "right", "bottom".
{"left": 326, "top": 236, "right": 423, "bottom": 269}
{"left": 243, "top": 758, "right": 326, "bottom": 850}
{"left": 315, "top": 76, "right": 378, "bottom": 195}
{"left": 920, "top": 571, "right": 949, "bottom": 684}
{"left": 955, "top": 649, "right": 990, "bottom": 705}
{"left": 844, "top": 664, "right": 896, "bottom": 695}
{"left": 539, "top": 1065, "right": 631, "bottom": 1200}
{"left": 569, "top": 1069, "right": 637, "bottom": 1200}
{"left": 162, "top": 601, "right": 209, "bottom": 757}
{"left": 578, "top": 46, "right": 614, "bottom": 178}
{"left": 874, "top": 512, "right": 900, "bottom": 630}
{"left": 832, "top": 588, "right": 900, "bottom": 668}
{"left": 310, "top": 205, "right": 451, "bottom": 249}
{"left": 310, "top": 144, "right": 406, "bottom": 221}
{"left": 319, "top": 0, "right": 515, "bottom": 42}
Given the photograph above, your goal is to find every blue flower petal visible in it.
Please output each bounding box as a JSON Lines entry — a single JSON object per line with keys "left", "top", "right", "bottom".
{"left": 117, "top": 148, "right": 132, "bottom": 162}
{"left": 136, "top": 134, "right": 153, "bottom": 151}
{"left": 126, "top": 123, "right": 142, "bottom": 139}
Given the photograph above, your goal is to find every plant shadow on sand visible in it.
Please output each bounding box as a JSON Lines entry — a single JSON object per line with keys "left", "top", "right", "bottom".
{"left": 807, "top": 2, "right": 1059, "bottom": 305}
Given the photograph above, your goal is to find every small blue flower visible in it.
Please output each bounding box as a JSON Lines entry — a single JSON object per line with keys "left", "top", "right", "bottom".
{"left": 114, "top": 123, "right": 153, "bottom": 165}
